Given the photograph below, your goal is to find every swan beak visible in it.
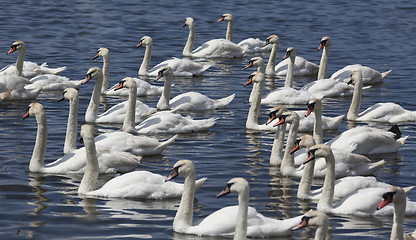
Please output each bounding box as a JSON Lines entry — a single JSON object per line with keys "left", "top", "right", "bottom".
{"left": 136, "top": 42, "right": 143, "bottom": 48}
{"left": 290, "top": 140, "right": 301, "bottom": 154}
{"left": 217, "top": 16, "right": 225, "bottom": 22}
{"left": 216, "top": 185, "right": 231, "bottom": 198}
{"left": 243, "top": 75, "right": 253, "bottom": 87}
{"left": 165, "top": 167, "right": 179, "bottom": 182}
{"left": 7, "top": 46, "right": 16, "bottom": 55}
{"left": 347, "top": 78, "right": 354, "bottom": 85}
{"left": 182, "top": 22, "right": 187, "bottom": 27}
{"left": 266, "top": 114, "right": 276, "bottom": 125}
{"left": 305, "top": 105, "right": 314, "bottom": 117}
{"left": 92, "top": 54, "right": 99, "bottom": 60}
{"left": 377, "top": 199, "right": 390, "bottom": 210}
{"left": 57, "top": 96, "right": 65, "bottom": 102}
{"left": 244, "top": 61, "right": 253, "bottom": 70}
{"left": 22, "top": 111, "right": 30, "bottom": 119}
{"left": 317, "top": 43, "right": 325, "bottom": 51}
{"left": 292, "top": 216, "right": 309, "bottom": 230}
{"left": 282, "top": 51, "right": 290, "bottom": 60}
{"left": 82, "top": 74, "right": 92, "bottom": 85}
{"left": 377, "top": 193, "right": 393, "bottom": 210}
{"left": 114, "top": 82, "right": 124, "bottom": 91}
{"left": 273, "top": 116, "right": 285, "bottom": 127}
{"left": 155, "top": 72, "right": 163, "bottom": 82}
{"left": 303, "top": 152, "right": 315, "bottom": 165}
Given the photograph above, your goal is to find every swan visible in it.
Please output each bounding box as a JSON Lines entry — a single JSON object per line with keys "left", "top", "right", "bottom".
{"left": 136, "top": 36, "right": 210, "bottom": 77}
{"left": 346, "top": 71, "right": 416, "bottom": 123}
{"left": 377, "top": 186, "right": 416, "bottom": 240}
{"left": 2, "top": 40, "right": 66, "bottom": 79}
{"left": 292, "top": 210, "right": 329, "bottom": 240}
{"left": 217, "top": 13, "right": 271, "bottom": 54}
{"left": 0, "top": 83, "right": 42, "bottom": 101}
{"left": 92, "top": 47, "right": 163, "bottom": 96}
{"left": 22, "top": 102, "right": 140, "bottom": 174}
{"left": 303, "top": 144, "right": 416, "bottom": 216}
{"left": 165, "top": 161, "right": 302, "bottom": 237}
{"left": 82, "top": 67, "right": 103, "bottom": 123}
{"left": 316, "top": 36, "right": 331, "bottom": 80}
{"left": 57, "top": 88, "right": 79, "bottom": 154}
{"left": 78, "top": 124, "right": 206, "bottom": 199}
{"left": 155, "top": 66, "right": 235, "bottom": 111}
{"left": 96, "top": 77, "right": 156, "bottom": 125}
{"left": 264, "top": 34, "right": 318, "bottom": 76}
{"left": 182, "top": 17, "right": 245, "bottom": 58}
{"left": 244, "top": 56, "right": 264, "bottom": 104}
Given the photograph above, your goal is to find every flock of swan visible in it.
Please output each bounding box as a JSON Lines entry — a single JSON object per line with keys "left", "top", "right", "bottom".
{"left": 2, "top": 13, "right": 416, "bottom": 240}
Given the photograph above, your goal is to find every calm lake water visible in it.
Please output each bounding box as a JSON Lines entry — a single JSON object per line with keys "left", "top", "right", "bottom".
{"left": 1, "top": 0, "right": 416, "bottom": 239}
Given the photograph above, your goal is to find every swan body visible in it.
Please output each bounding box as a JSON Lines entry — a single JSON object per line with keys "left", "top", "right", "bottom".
{"left": 0, "top": 84, "right": 41, "bottom": 101}
{"left": 301, "top": 78, "right": 355, "bottom": 97}
{"left": 166, "top": 161, "right": 302, "bottom": 237}
{"left": 331, "top": 64, "right": 392, "bottom": 85}
{"left": 23, "top": 102, "right": 140, "bottom": 174}
{"left": 182, "top": 17, "right": 245, "bottom": 58}
{"left": 79, "top": 125, "right": 206, "bottom": 199}
{"left": 292, "top": 210, "right": 329, "bottom": 240}
{"left": 156, "top": 66, "right": 235, "bottom": 111}
{"left": 29, "top": 74, "right": 82, "bottom": 91}
{"left": 137, "top": 36, "right": 210, "bottom": 77}
{"left": 347, "top": 71, "right": 416, "bottom": 123}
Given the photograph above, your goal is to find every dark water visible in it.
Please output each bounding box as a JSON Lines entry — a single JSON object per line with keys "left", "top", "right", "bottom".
{"left": 1, "top": 0, "right": 416, "bottom": 239}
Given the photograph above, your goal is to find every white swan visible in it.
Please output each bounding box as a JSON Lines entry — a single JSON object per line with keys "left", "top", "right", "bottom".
{"left": 78, "top": 124, "right": 206, "bottom": 199}
{"left": 264, "top": 34, "right": 318, "bottom": 76}
{"left": 57, "top": 88, "right": 79, "bottom": 154}
{"left": 347, "top": 71, "right": 416, "bottom": 123}
{"left": 377, "top": 186, "right": 416, "bottom": 240}
{"left": 303, "top": 144, "right": 416, "bottom": 216}
{"left": 22, "top": 102, "right": 140, "bottom": 174}
{"left": 217, "top": 13, "right": 271, "bottom": 54}
{"left": 136, "top": 36, "right": 210, "bottom": 77}
{"left": 155, "top": 66, "right": 235, "bottom": 111}
{"left": 96, "top": 77, "right": 156, "bottom": 125}
{"left": 82, "top": 67, "right": 103, "bottom": 123}
{"left": 292, "top": 210, "right": 329, "bottom": 240}
{"left": 92, "top": 47, "right": 163, "bottom": 97}
{"left": 182, "top": 17, "right": 245, "bottom": 58}
{"left": 0, "top": 83, "right": 41, "bottom": 101}
{"left": 166, "top": 161, "right": 302, "bottom": 237}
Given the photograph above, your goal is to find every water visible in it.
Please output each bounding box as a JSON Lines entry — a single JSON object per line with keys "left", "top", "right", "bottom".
{"left": 1, "top": 0, "right": 416, "bottom": 239}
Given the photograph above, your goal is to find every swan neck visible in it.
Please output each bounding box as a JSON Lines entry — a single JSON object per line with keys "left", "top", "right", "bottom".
{"left": 246, "top": 80, "right": 263, "bottom": 129}
{"left": 315, "top": 220, "right": 329, "bottom": 240}
{"left": 317, "top": 45, "right": 330, "bottom": 80}
{"left": 139, "top": 43, "right": 152, "bottom": 76}
{"left": 391, "top": 196, "right": 406, "bottom": 240}
{"left": 29, "top": 112, "right": 47, "bottom": 172}
{"left": 284, "top": 56, "right": 295, "bottom": 87}
{"left": 78, "top": 135, "right": 99, "bottom": 195}
{"left": 270, "top": 124, "right": 286, "bottom": 165}
{"left": 317, "top": 149, "right": 335, "bottom": 212}
{"left": 183, "top": 24, "right": 195, "bottom": 57}
{"left": 15, "top": 47, "right": 26, "bottom": 76}
{"left": 122, "top": 83, "right": 137, "bottom": 133}
{"left": 226, "top": 20, "right": 233, "bottom": 42}
{"left": 281, "top": 118, "right": 299, "bottom": 176}
{"left": 313, "top": 105, "right": 323, "bottom": 144}
{"left": 173, "top": 172, "right": 196, "bottom": 231}
{"left": 297, "top": 146, "right": 315, "bottom": 199}
{"left": 85, "top": 74, "right": 103, "bottom": 123}
{"left": 347, "top": 78, "right": 363, "bottom": 120}
{"left": 101, "top": 54, "right": 110, "bottom": 92}
{"left": 64, "top": 96, "right": 79, "bottom": 154}
{"left": 234, "top": 186, "right": 249, "bottom": 240}
{"left": 266, "top": 43, "right": 278, "bottom": 75}
{"left": 156, "top": 76, "right": 172, "bottom": 110}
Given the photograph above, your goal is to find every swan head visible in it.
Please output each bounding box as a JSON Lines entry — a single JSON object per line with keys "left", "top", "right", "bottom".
{"left": 155, "top": 66, "right": 173, "bottom": 82}
{"left": 318, "top": 36, "right": 331, "bottom": 51}
{"left": 22, "top": 102, "right": 43, "bottom": 119}
{"left": 264, "top": 34, "right": 279, "bottom": 47}
{"left": 273, "top": 111, "right": 299, "bottom": 127}
{"left": 114, "top": 77, "right": 136, "bottom": 91}
{"left": 290, "top": 134, "right": 316, "bottom": 154}
{"left": 244, "top": 57, "right": 264, "bottom": 70}
{"left": 266, "top": 105, "right": 287, "bottom": 125}
{"left": 8, "top": 41, "right": 25, "bottom": 55}
{"left": 217, "top": 13, "right": 233, "bottom": 22}
{"left": 92, "top": 48, "right": 109, "bottom": 60}
{"left": 183, "top": 17, "right": 194, "bottom": 27}
{"left": 136, "top": 36, "right": 153, "bottom": 48}
{"left": 80, "top": 124, "right": 96, "bottom": 142}
{"left": 82, "top": 67, "right": 102, "bottom": 85}
{"left": 306, "top": 98, "right": 322, "bottom": 117}
{"left": 216, "top": 177, "right": 249, "bottom": 198}
{"left": 377, "top": 186, "right": 414, "bottom": 210}
{"left": 292, "top": 210, "right": 328, "bottom": 231}
{"left": 57, "top": 88, "right": 79, "bottom": 102}
{"left": 347, "top": 70, "right": 363, "bottom": 85}
{"left": 166, "top": 160, "right": 195, "bottom": 182}
{"left": 244, "top": 71, "right": 264, "bottom": 87}
{"left": 282, "top": 47, "right": 296, "bottom": 60}
{"left": 304, "top": 144, "right": 331, "bottom": 164}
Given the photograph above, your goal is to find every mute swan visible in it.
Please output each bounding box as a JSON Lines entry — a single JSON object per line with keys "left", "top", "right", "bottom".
{"left": 92, "top": 47, "right": 163, "bottom": 96}
{"left": 377, "top": 186, "right": 416, "bottom": 240}
{"left": 182, "top": 17, "right": 245, "bottom": 58}
{"left": 2, "top": 40, "right": 66, "bottom": 79}
{"left": 96, "top": 77, "right": 156, "bottom": 125}
{"left": 166, "top": 161, "right": 302, "bottom": 237}
{"left": 22, "top": 102, "right": 140, "bottom": 174}
{"left": 155, "top": 66, "right": 235, "bottom": 111}
{"left": 137, "top": 36, "right": 210, "bottom": 77}
{"left": 217, "top": 13, "right": 271, "bottom": 54}
{"left": 82, "top": 67, "right": 103, "bottom": 123}
{"left": 264, "top": 35, "right": 318, "bottom": 76}
{"left": 57, "top": 88, "right": 79, "bottom": 154}
{"left": 347, "top": 71, "right": 416, "bottom": 123}
{"left": 292, "top": 210, "right": 329, "bottom": 240}
{"left": 303, "top": 144, "right": 416, "bottom": 216}
{"left": 317, "top": 36, "right": 331, "bottom": 80}
{"left": 78, "top": 124, "right": 206, "bottom": 199}
{"left": 244, "top": 57, "right": 264, "bottom": 104}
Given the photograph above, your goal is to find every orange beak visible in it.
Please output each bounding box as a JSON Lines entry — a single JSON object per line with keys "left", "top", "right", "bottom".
{"left": 82, "top": 74, "right": 92, "bottom": 85}
{"left": 243, "top": 76, "right": 253, "bottom": 87}
{"left": 7, "top": 46, "right": 16, "bottom": 55}
{"left": 290, "top": 141, "right": 300, "bottom": 154}
{"left": 318, "top": 43, "right": 325, "bottom": 51}
{"left": 282, "top": 51, "right": 290, "bottom": 60}
{"left": 22, "top": 111, "right": 30, "bottom": 119}
{"left": 273, "top": 117, "right": 285, "bottom": 127}
{"left": 217, "top": 16, "right": 225, "bottom": 22}
{"left": 136, "top": 41, "right": 143, "bottom": 48}
{"left": 303, "top": 151, "right": 315, "bottom": 164}
{"left": 305, "top": 105, "right": 314, "bottom": 117}
{"left": 244, "top": 61, "right": 253, "bottom": 70}
{"left": 292, "top": 217, "right": 308, "bottom": 230}
{"left": 92, "top": 54, "right": 99, "bottom": 60}
{"left": 114, "top": 82, "right": 124, "bottom": 91}
{"left": 266, "top": 113, "right": 276, "bottom": 125}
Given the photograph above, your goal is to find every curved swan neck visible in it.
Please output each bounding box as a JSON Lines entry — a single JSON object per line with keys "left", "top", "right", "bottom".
{"left": 101, "top": 53, "right": 110, "bottom": 92}
{"left": 234, "top": 185, "right": 249, "bottom": 240}
{"left": 122, "top": 82, "right": 137, "bottom": 133}
{"left": 174, "top": 172, "right": 196, "bottom": 231}
{"left": 64, "top": 95, "right": 79, "bottom": 154}
{"left": 156, "top": 76, "right": 173, "bottom": 110}
{"left": 315, "top": 220, "right": 329, "bottom": 240}
{"left": 297, "top": 146, "right": 315, "bottom": 199}
{"left": 266, "top": 42, "right": 278, "bottom": 76}
{"left": 317, "top": 43, "right": 330, "bottom": 80}
{"left": 139, "top": 43, "right": 152, "bottom": 76}
{"left": 281, "top": 117, "right": 299, "bottom": 176}
{"left": 78, "top": 134, "right": 99, "bottom": 195}
{"left": 85, "top": 74, "right": 103, "bottom": 123}
{"left": 246, "top": 80, "right": 264, "bottom": 129}
{"left": 30, "top": 112, "right": 47, "bottom": 172}
{"left": 391, "top": 193, "right": 406, "bottom": 240}
{"left": 226, "top": 20, "right": 233, "bottom": 42}
{"left": 347, "top": 76, "right": 363, "bottom": 120}
{"left": 284, "top": 55, "right": 295, "bottom": 88}
{"left": 317, "top": 147, "right": 335, "bottom": 212}
{"left": 313, "top": 102, "right": 323, "bottom": 145}
{"left": 270, "top": 123, "right": 287, "bottom": 165}
{"left": 183, "top": 23, "right": 195, "bottom": 57}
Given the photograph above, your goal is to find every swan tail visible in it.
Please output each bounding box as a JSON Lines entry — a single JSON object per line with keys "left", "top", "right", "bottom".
{"left": 328, "top": 114, "right": 344, "bottom": 130}
{"left": 381, "top": 70, "right": 392, "bottom": 79}
{"left": 199, "top": 64, "right": 212, "bottom": 74}
{"left": 154, "top": 135, "right": 178, "bottom": 154}
{"left": 194, "top": 177, "right": 207, "bottom": 193}
{"left": 35, "top": 65, "right": 67, "bottom": 75}
{"left": 404, "top": 186, "right": 416, "bottom": 194}
{"left": 0, "top": 89, "right": 13, "bottom": 100}
{"left": 367, "top": 159, "right": 386, "bottom": 172}
{"left": 214, "top": 93, "right": 235, "bottom": 109}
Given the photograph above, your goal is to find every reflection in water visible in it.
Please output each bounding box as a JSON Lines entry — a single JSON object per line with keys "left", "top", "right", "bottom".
{"left": 79, "top": 197, "right": 99, "bottom": 221}
{"left": 27, "top": 173, "right": 50, "bottom": 215}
